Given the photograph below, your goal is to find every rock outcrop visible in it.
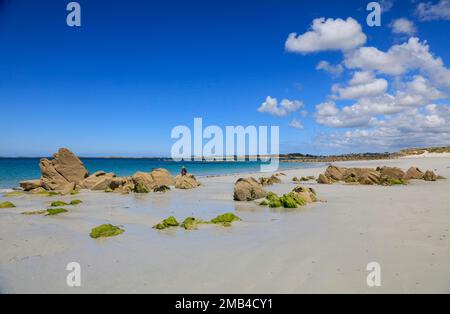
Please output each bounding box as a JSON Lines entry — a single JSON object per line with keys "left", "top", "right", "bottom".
{"left": 29, "top": 148, "right": 90, "bottom": 192}
{"left": 317, "top": 174, "right": 333, "bottom": 184}
{"left": 175, "top": 174, "right": 200, "bottom": 189}
{"left": 291, "top": 186, "right": 317, "bottom": 203}
{"left": 51, "top": 148, "right": 89, "bottom": 184}
{"left": 423, "top": 170, "right": 437, "bottom": 181}
{"left": 131, "top": 172, "right": 155, "bottom": 191}
{"left": 233, "top": 177, "right": 267, "bottom": 201}
{"left": 151, "top": 168, "right": 175, "bottom": 186}
{"left": 317, "top": 165, "right": 441, "bottom": 185}
{"left": 39, "top": 158, "right": 72, "bottom": 191}
{"left": 324, "top": 165, "right": 345, "bottom": 181}
{"left": 81, "top": 171, "right": 108, "bottom": 189}
{"left": 19, "top": 179, "right": 42, "bottom": 191}
{"left": 404, "top": 167, "right": 424, "bottom": 180}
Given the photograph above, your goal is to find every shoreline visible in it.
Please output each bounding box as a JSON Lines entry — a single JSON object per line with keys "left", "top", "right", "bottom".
{"left": 0, "top": 156, "right": 449, "bottom": 293}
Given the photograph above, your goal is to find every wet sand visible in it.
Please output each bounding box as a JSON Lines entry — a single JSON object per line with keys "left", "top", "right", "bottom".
{"left": 0, "top": 157, "right": 449, "bottom": 293}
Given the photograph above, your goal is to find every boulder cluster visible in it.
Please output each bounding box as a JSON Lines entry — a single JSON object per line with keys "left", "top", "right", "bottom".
{"left": 19, "top": 148, "right": 200, "bottom": 194}
{"left": 317, "top": 165, "right": 442, "bottom": 185}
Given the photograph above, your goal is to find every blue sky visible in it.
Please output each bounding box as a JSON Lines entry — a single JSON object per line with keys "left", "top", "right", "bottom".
{"left": 0, "top": 0, "right": 449, "bottom": 157}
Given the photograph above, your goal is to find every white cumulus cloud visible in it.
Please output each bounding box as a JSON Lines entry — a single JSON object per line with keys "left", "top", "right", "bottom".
{"left": 258, "top": 96, "right": 304, "bottom": 117}
{"left": 289, "top": 118, "right": 304, "bottom": 129}
{"left": 285, "top": 17, "right": 367, "bottom": 53}
{"left": 416, "top": 0, "right": 450, "bottom": 21}
{"left": 344, "top": 37, "right": 450, "bottom": 87}
{"left": 316, "top": 61, "right": 344, "bottom": 77}
{"left": 390, "top": 18, "right": 416, "bottom": 35}
{"left": 333, "top": 72, "right": 388, "bottom": 100}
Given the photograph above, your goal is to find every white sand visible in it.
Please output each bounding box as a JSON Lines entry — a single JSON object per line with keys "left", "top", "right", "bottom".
{"left": 0, "top": 157, "right": 449, "bottom": 293}
{"left": 400, "top": 151, "right": 450, "bottom": 158}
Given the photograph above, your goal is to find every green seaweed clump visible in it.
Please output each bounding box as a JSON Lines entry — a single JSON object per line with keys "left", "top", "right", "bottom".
{"left": 90, "top": 224, "right": 124, "bottom": 239}
{"left": 4, "top": 191, "right": 24, "bottom": 197}
{"left": 265, "top": 192, "right": 307, "bottom": 209}
{"left": 35, "top": 191, "right": 60, "bottom": 197}
{"left": 266, "top": 192, "right": 279, "bottom": 202}
{"left": 268, "top": 198, "right": 282, "bottom": 208}
{"left": 70, "top": 199, "right": 83, "bottom": 205}
{"left": 210, "top": 212, "right": 241, "bottom": 226}
{"left": 386, "top": 178, "right": 408, "bottom": 185}
{"left": 153, "top": 216, "right": 180, "bottom": 230}
{"left": 0, "top": 201, "right": 16, "bottom": 208}
{"left": 279, "top": 194, "right": 299, "bottom": 208}
{"left": 50, "top": 201, "right": 69, "bottom": 207}
{"left": 46, "top": 208, "right": 68, "bottom": 216}
{"left": 70, "top": 190, "right": 79, "bottom": 195}
{"left": 134, "top": 183, "right": 149, "bottom": 194}
{"left": 22, "top": 210, "right": 47, "bottom": 215}
{"left": 287, "top": 192, "right": 307, "bottom": 206}
{"left": 259, "top": 200, "right": 269, "bottom": 206}
{"left": 181, "top": 217, "right": 207, "bottom": 230}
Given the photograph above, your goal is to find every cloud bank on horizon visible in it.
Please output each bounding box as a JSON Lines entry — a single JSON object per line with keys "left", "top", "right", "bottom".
{"left": 258, "top": 0, "right": 450, "bottom": 152}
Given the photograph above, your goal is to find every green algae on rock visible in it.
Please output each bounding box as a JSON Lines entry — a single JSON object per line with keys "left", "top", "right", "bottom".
{"left": 90, "top": 224, "right": 125, "bottom": 239}
{"left": 385, "top": 178, "right": 408, "bottom": 185}
{"left": 35, "top": 191, "right": 60, "bottom": 197}
{"left": 210, "top": 213, "right": 241, "bottom": 226}
{"left": 70, "top": 199, "right": 83, "bottom": 205}
{"left": 50, "top": 201, "right": 69, "bottom": 207}
{"left": 3, "top": 191, "right": 25, "bottom": 197}
{"left": 46, "top": 208, "right": 68, "bottom": 216}
{"left": 261, "top": 191, "right": 307, "bottom": 209}
{"left": 70, "top": 190, "right": 80, "bottom": 195}
{"left": 0, "top": 201, "right": 16, "bottom": 208}
{"left": 21, "top": 210, "right": 47, "bottom": 215}
{"left": 153, "top": 216, "right": 180, "bottom": 230}
{"left": 269, "top": 198, "right": 282, "bottom": 208}
{"left": 134, "top": 183, "right": 149, "bottom": 194}
{"left": 181, "top": 217, "right": 207, "bottom": 230}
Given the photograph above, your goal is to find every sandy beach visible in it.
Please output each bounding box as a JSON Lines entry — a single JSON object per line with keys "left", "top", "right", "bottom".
{"left": 0, "top": 156, "right": 449, "bottom": 294}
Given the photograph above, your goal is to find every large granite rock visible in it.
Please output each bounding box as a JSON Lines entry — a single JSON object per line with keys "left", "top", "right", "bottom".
{"left": 52, "top": 148, "right": 88, "bottom": 184}
{"left": 379, "top": 166, "right": 405, "bottom": 180}
{"left": 404, "top": 167, "right": 424, "bottom": 180}
{"left": 423, "top": 170, "right": 437, "bottom": 181}
{"left": 324, "top": 165, "right": 346, "bottom": 181}
{"left": 291, "top": 186, "right": 317, "bottom": 203}
{"left": 39, "top": 158, "right": 71, "bottom": 191}
{"left": 233, "top": 177, "right": 267, "bottom": 201}
{"left": 175, "top": 174, "right": 200, "bottom": 189}
{"left": 150, "top": 168, "right": 175, "bottom": 186}
{"left": 80, "top": 171, "right": 110, "bottom": 189}
{"left": 131, "top": 172, "right": 155, "bottom": 191}
{"left": 317, "top": 174, "right": 332, "bottom": 184}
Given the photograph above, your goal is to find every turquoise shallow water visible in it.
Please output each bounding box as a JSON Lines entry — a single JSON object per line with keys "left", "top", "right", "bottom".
{"left": 0, "top": 158, "right": 318, "bottom": 189}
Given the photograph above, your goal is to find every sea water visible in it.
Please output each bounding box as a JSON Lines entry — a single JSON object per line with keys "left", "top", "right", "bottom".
{"left": 0, "top": 158, "right": 319, "bottom": 189}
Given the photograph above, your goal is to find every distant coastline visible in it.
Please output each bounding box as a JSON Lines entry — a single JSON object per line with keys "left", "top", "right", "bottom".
{"left": 1, "top": 145, "right": 448, "bottom": 162}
